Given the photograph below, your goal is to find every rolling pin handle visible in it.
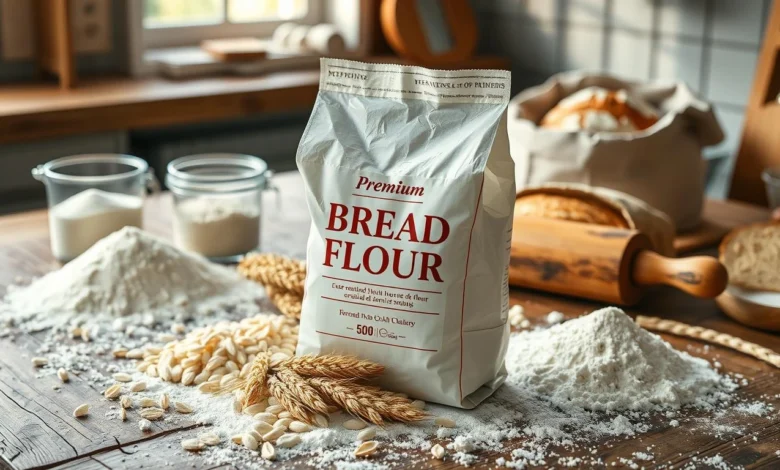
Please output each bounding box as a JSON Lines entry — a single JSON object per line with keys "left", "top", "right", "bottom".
{"left": 632, "top": 251, "right": 729, "bottom": 298}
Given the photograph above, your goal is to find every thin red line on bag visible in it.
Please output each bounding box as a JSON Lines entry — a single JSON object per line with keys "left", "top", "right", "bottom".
{"left": 316, "top": 330, "right": 437, "bottom": 352}
{"left": 323, "top": 275, "right": 442, "bottom": 295}
{"left": 351, "top": 193, "right": 423, "bottom": 204}
{"left": 321, "top": 296, "right": 439, "bottom": 315}
{"left": 459, "top": 177, "right": 485, "bottom": 403}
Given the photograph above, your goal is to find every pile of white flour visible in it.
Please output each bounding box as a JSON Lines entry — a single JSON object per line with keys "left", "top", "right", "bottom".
{"left": 506, "top": 307, "right": 735, "bottom": 411}
{"left": 3, "top": 226, "right": 262, "bottom": 324}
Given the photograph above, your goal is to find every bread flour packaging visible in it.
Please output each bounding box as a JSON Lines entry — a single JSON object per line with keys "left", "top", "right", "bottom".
{"left": 296, "top": 59, "right": 513, "bottom": 408}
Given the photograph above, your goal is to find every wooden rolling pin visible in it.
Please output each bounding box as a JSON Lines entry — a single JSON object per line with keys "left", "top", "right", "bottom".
{"left": 510, "top": 217, "right": 728, "bottom": 305}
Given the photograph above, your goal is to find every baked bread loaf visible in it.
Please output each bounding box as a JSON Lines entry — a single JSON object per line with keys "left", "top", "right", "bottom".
{"left": 514, "top": 193, "right": 630, "bottom": 229}
{"left": 719, "top": 222, "right": 780, "bottom": 292}
{"left": 541, "top": 86, "right": 659, "bottom": 132}
{"left": 516, "top": 184, "right": 676, "bottom": 256}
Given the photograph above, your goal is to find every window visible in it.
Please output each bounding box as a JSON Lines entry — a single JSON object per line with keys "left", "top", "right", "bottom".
{"left": 142, "top": 0, "right": 320, "bottom": 48}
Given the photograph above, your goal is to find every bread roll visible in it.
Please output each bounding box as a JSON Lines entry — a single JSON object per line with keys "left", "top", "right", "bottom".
{"left": 541, "top": 86, "right": 659, "bottom": 132}
{"left": 719, "top": 222, "right": 780, "bottom": 292}
{"left": 516, "top": 184, "right": 676, "bottom": 256}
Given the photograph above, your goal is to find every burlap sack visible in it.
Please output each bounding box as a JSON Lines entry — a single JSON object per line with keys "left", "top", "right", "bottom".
{"left": 508, "top": 71, "right": 724, "bottom": 232}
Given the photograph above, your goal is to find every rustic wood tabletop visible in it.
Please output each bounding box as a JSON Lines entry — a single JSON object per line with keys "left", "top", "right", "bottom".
{"left": 0, "top": 171, "right": 778, "bottom": 470}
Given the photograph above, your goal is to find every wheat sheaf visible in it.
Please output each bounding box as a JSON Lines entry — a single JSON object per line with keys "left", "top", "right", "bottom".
{"left": 236, "top": 352, "right": 427, "bottom": 426}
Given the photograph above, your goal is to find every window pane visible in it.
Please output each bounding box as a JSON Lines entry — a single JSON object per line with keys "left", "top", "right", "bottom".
{"left": 228, "top": 0, "right": 308, "bottom": 23}
{"left": 144, "top": 0, "right": 225, "bottom": 28}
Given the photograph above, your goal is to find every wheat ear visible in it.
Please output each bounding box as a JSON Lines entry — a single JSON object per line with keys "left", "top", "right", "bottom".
{"left": 267, "top": 374, "right": 317, "bottom": 424}
{"left": 274, "top": 367, "right": 330, "bottom": 415}
{"left": 309, "top": 377, "right": 427, "bottom": 425}
{"left": 637, "top": 315, "right": 780, "bottom": 368}
{"left": 243, "top": 352, "right": 272, "bottom": 406}
{"left": 238, "top": 253, "right": 306, "bottom": 296}
{"left": 265, "top": 285, "right": 303, "bottom": 321}
{"left": 241, "top": 252, "right": 306, "bottom": 273}
{"left": 279, "top": 354, "right": 385, "bottom": 380}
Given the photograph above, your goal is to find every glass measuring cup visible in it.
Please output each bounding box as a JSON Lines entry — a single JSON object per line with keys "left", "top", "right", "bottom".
{"left": 32, "top": 154, "right": 157, "bottom": 262}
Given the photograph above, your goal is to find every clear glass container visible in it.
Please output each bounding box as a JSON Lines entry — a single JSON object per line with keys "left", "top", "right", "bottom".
{"left": 762, "top": 168, "right": 780, "bottom": 211}
{"left": 166, "top": 154, "right": 272, "bottom": 263}
{"left": 32, "top": 154, "right": 155, "bottom": 262}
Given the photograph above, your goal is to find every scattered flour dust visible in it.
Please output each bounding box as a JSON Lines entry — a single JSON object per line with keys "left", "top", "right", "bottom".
{"left": 90, "top": 310, "right": 767, "bottom": 469}
{"left": 3, "top": 246, "right": 775, "bottom": 470}
{"left": 1, "top": 226, "right": 263, "bottom": 326}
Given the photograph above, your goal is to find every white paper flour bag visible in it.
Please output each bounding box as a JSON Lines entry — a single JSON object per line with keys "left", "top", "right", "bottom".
{"left": 296, "top": 59, "right": 513, "bottom": 408}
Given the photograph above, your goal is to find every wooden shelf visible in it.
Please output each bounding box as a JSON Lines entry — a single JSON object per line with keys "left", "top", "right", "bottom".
{"left": 0, "top": 54, "right": 508, "bottom": 145}
{"left": 0, "top": 70, "right": 320, "bottom": 145}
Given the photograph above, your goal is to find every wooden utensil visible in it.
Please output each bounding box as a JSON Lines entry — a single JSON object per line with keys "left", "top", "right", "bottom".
{"left": 510, "top": 217, "right": 728, "bottom": 305}
{"left": 380, "top": 0, "right": 477, "bottom": 65}
{"left": 201, "top": 38, "right": 268, "bottom": 62}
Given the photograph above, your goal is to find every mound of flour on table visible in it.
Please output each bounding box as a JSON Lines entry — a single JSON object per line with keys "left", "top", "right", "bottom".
{"left": 4, "top": 226, "right": 261, "bottom": 321}
{"left": 506, "top": 307, "right": 733, "bottom": 411}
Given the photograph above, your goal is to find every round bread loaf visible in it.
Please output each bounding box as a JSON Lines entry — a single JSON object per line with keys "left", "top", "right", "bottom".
{"left": 516, "top": 184, "right": 676, "bottom": 256}
{"left": 514, "top": 193, "right": 629, "bottom": 229}
{"left": 719, "top": 221, "right": 780, "bottom": 293}
{"left": 540, "top": 86, "right": 659, "bottom": 132}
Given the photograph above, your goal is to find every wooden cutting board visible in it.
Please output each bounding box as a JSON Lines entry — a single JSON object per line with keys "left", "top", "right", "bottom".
{"left": 201, "top": 38, "right": 269, "bottom": 62}
{"left": 673, "top": 199, "right": 769, "bottom": 254}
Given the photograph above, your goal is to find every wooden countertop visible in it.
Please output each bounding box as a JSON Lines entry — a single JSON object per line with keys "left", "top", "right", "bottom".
{"left": 1, "top": 172, "right": 779, "bottom": 469}
{"left": 0, "top": 71, "right": 320, "bottom": 145}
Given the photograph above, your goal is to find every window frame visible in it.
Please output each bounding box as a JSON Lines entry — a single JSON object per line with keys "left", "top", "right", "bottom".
{"left": 141, "top": 0, "right": 323, "bottom": 49}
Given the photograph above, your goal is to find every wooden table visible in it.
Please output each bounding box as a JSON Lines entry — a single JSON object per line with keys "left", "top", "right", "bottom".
{"left": 1, "top": 172, "right": 779, "bottom": 470}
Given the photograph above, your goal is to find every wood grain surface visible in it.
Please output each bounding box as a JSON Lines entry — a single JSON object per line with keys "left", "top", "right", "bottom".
{"left": 0, "top": 172, "right": 779, "bottom": 470}
{"left": 728, "top": 0, "right": 780, "bottom": 206}
{"left": 0, "top": 56, "right": 508, "bottom": 147}
{"left": 674, "top": 199, "right": 771, "bottom": 254}
{"left": 0, "top": 71, "right": 320, "bottom": 145}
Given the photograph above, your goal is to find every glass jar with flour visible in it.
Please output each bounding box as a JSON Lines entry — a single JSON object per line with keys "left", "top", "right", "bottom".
{"left": 166, "top": 154, "right": 272, "bottom": 263}
{"left": 33, "top": 154, "right": 155, "bottom": 262}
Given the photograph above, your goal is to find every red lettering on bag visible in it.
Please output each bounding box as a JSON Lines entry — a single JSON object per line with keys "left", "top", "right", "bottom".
{"left": 322, "top": 203, "right": 450, "bottom": 282}
{"left": 326, "top": 203, "right": 349, "bottom": 231}
{"left": 420, "top": 252, "right": 443, "bottom": 282}
{"left": 422, "top": 216, "right": 450, "bottom": 244}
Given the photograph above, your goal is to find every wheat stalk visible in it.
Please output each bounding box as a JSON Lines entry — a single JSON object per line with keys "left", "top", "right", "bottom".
{"left": 265, "top": 285, "right": 303, "bottom": 321}
{"left": 238, "top": 253, "right": 306, "bottom": 296}
{"left": 275, "top": 367, "right": 330, "bottom": 415}
{"left": 241, "top": 252, "right": 306, "bottom": 274}
{"left": 308, "top": 377, "right": 427, "bottom": 425}
{"left": 238, "top": 352, "right": 425, "bottom": 425}
{"left": 279, "top": 354, "right": 384, "bottom": 380}
{"left": 243, "top": 352, "right": 272, "bottom": 406}
{"left": 267, "top": 374, "right": 317, "bottom": 424}
{"left": 637, "top": 315, "right": 780, "bottom": 368}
